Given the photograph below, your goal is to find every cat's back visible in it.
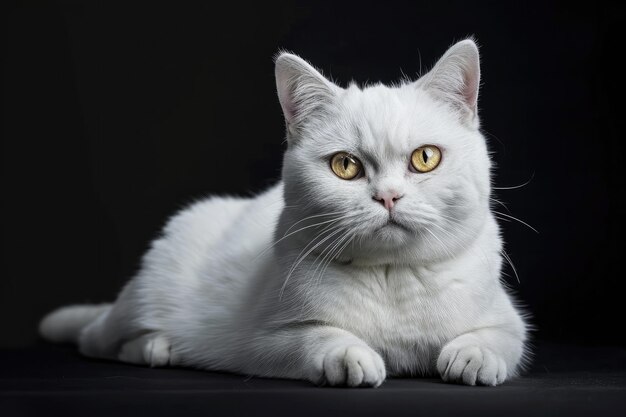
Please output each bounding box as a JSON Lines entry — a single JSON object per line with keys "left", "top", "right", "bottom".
{"left": 153, "top": 182, "right": 284, "bottom": 272}
{"left": 131, "top": 183, "right": 284, "bottom": 332}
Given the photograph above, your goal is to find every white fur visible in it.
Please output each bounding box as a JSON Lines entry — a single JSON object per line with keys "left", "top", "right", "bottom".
{"left": 40, "top": 39, "right": 527, "bottom": 387}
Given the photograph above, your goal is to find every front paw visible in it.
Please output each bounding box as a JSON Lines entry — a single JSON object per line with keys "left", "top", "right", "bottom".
{"left": 437, "top": 344, "right": 507, "bottom": 386}
{"left": 320, "top": 345, "right": 386, "bottom": 388}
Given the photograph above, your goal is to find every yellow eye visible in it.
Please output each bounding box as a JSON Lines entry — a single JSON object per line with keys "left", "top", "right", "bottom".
{"left": 410, "top": 145, "right": 441, "bottom": 173}
{"left": 330, "top": 152, "right": 363, "bottom": 180}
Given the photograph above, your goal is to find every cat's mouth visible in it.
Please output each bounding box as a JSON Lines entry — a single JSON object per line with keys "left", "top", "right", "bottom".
{"left": 382, "top": 218, "right": 412, "bottom": 233}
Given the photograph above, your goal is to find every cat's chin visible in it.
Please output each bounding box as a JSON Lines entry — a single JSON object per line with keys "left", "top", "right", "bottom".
{"left": 370, "top": 220, "right": 414, "bottom": 245}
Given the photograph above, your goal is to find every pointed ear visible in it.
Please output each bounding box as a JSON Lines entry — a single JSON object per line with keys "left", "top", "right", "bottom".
{"left": 275, "top": 53, "right": 339, "bottom": 135}
{"left": 417, "top": 39, "right": 481, "bottom": 126}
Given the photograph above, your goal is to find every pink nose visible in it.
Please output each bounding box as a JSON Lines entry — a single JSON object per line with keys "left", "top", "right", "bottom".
{"left": 373, "top": 191, "right": 403, "bottom": 210}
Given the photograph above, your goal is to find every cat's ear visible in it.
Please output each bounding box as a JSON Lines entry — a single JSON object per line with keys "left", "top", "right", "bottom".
{"left": 275, "top": 52, "right": 339, "bottom": 135}
{"left": 417, "top": 39, "right": 481, "bottom": 127}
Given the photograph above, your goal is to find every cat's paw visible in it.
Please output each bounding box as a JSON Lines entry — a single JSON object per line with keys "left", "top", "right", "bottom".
{"left": 437, "top": 344, "right": 507, "bottom": 386}
{"left": 118, "top": 334, "right": 171, "bottom": 367}
{"left": 319, "top": 345, "right": 386, "bottom": 388}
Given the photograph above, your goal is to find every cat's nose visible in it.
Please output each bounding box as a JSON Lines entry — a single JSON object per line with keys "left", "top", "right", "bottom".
{"left": 373, "top": 191, "right": 403, "bottom": 211}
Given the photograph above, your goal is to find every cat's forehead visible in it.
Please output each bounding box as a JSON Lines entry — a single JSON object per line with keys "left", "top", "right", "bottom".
{"left": 334, "top": 83, "right": 461, "bottom": 154}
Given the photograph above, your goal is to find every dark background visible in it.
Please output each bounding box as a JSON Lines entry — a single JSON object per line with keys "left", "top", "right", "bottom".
{"left": 2, "top": 0, "right": 624, "bottom": 349}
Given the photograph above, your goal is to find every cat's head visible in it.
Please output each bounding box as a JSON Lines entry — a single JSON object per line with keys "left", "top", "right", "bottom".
{"left": 275, "top": 39, "right": 493, "bottom": 265}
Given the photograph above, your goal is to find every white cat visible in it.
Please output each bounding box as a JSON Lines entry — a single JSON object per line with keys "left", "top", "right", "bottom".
{"left": 40, "top": 39, "right": 528, "bottom": 387}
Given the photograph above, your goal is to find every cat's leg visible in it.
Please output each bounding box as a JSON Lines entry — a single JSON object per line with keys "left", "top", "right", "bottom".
{"left": 77, "top": 304, "right": 124, "bottom": 360}
{"left": 436, "top": 326, "right": 525, "bottom": 386}
{"left": 118, "top": 333, "right": 173, "bottom": 367}
{"left": 78, "top": 283, "right": 148, "bottom": 361}
{"left": 80, "top": 307, "right": 174, "bottom": 367}
{"left": 245, "top": 325, "right": 386, "bottom": 387}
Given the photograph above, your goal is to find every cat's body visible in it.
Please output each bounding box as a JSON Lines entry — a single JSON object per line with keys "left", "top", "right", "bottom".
{"left": 40, "top": 39, "right": 528, "bottom": 387}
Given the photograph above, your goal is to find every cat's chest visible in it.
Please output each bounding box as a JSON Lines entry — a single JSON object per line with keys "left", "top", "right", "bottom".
{"left": 311, "top": 264, "right": 483, "bottom": 375}
{"left": 320, "top": 264, "right": 480, "bottom": 348}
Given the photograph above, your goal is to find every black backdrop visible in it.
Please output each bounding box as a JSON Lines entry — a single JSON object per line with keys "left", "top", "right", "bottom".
{"left": 2, "top": 1, "right": 624, "bottom": 348}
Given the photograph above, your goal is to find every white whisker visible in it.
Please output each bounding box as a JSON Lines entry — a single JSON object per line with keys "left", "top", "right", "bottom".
{"left": 279, "top": 227, "right": 346, "bottom": 299}
{"left": 500, "top": 250, "right": 520, "bottom": 284}
{"left": 489, "top": 197, "right": 510, "bottom": 213}
{"left": 283, "top": 211, "right": 345, "bottom": 235}
{"left": 422, "top": 226, "right": 454, "bottom": 260}
{"left": 493, "top": 172, "right": 535, "bottom": 190}
{"left": 494, "top": 211, "right": 539, "bottom": 234}
{"left": 254, "top": 213, "right": 354, "bottom": 260}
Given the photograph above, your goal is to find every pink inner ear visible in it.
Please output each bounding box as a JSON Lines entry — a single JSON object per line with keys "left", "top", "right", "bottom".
{"left": 464, "top": 51, "right": 481, "bottom": 112}
{"left": 277, "top": 82, "right": 296, "bottom": 123}
{"left": 277, "top": 83, "right": 295, "bottom": 122}
{"left": 464, "top": 73, "right": 479, "bottom": 110}
{"left": 275, "top": 62, "right": 299, "bottom": 124}
{"left": 424, "top": 40, "right": 481, "bottom": 116}
{"left": 283, "top": 100, "right": 297, "bottom": 123}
